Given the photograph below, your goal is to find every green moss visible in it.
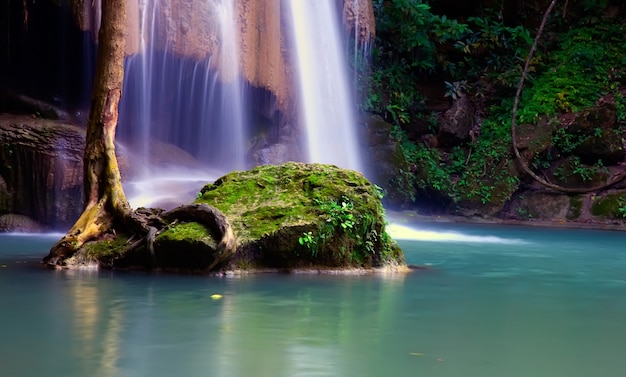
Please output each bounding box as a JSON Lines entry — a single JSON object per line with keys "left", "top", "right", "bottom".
{"left": 590, "top": 194, "right": 626, "bottom": 218}
{"left": 197, "top": 163, "right": 378, "bottom": 242}
{"left": 567, "top": 196, "right": 583, "bottom": 220}
{"left": 234, "top": 258, "right": 257, "bottom": 270}
{"left": 195, "top": 162, "right": 401, "bottom": 268}
{"left": 83, "top": 235, "right": 128, "bottom": 260}
{"left": 519, "top": 23, "right": 626, "bottom": 123}
{"left": 158, "top": 222, "right": 212, "bottom": 243}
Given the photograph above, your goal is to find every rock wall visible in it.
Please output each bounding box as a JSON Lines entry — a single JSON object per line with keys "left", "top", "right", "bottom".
{"left": 0, "top": 115, "right": 85, "bottom": 230}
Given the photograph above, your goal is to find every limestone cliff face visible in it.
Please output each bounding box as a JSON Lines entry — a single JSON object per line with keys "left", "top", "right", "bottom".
{"left": 237, "top": 0, "right": 292, "bottom": 112}
{"left": 343, "top": 0, "right": 375, "bottom": 43}
{"left": 0, "top": 115, "right": 85, "bottom": 230}
{"left": 72, "top": 0, "right": 374, "bottom": 113}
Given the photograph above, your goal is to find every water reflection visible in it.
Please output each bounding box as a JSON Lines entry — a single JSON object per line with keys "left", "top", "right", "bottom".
{"left": 65, "top": 271, "right": 124, "bottom": 377}
{"left": 99, "top": 300, "right": 123, "bottom": 377}
{"left": 3, "top": 230, "right": 626, "bottom": 377}
{"left": 71, "top": 281, "right": 98, "bottom": 352}
{"left": 206, "top": 274, "right": 405, "bottom": 377}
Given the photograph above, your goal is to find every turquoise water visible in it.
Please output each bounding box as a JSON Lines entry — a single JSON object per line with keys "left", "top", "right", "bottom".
{"left": 1, "top": 224, "right": 625, "bottom": 377}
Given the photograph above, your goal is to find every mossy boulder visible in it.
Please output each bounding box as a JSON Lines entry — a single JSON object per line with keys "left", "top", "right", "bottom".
{"left": 194, "top": 162, "right": 404, "bottom": 270}
{"left": 61, "top": 163, "right": 404, "bottom": 273}
{"left": 590, "top": 192, "right": 626, "bottom": 219}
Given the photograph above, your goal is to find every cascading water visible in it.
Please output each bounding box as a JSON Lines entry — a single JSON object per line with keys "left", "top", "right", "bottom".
{"left": 212, "top": 0, "right": 246, "bottom": 170}
{"left": 118, "top": 0, "right": 249, "bottom": 207}
{"left": 119, "top": 0, "right": 248, "bottom": 171}
{"left": 176, "top": 0, "right": 248, "bottom": 170}
{"left": 286, "top": 0, "right": 363, "bottom": 173}
{"left": 109, "top": 0, "right": 368, "bottom": 207}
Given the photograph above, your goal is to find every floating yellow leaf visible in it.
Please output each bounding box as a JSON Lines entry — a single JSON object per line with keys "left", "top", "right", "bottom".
{"left": 210, "top": 294, "right": 223, "bottom": 300}
{"left": 409, "top": 353, "right": 423, "bottom": 357}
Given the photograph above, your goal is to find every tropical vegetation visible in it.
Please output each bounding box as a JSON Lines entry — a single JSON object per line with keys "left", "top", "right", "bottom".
{"left": 359, "top": 0, "right": 626, "bottom": 217}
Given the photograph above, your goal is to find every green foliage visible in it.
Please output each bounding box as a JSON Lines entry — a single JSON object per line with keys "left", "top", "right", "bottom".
{"left": 553, "top": 157, "right": 607, "bottom": 183}
{"left": 411, "top": 145, "right": 451, "bottom": 192}
{"left": 319, "top": 197, "right": 356, "bottom": 231}
{"left": 615, "top": 92, "right": 626, "bottom": 122}
{"left": 390, "top": 111, "right": 519, "bottom": 207}
{"left": 390, "top": 125, "right": 452, "bottom": 200}
{"left": 591, "top": 194, "right": 626, "bottom": 219}
{"left": 619, "top": 200, "right": 626, "bottom": 219}
{"left": 363, "top": 57, "right": 426, "bottom": 124}
{"left": 552, "top": 127, "right": 584, "bottom": 154}
{"left": 365, "top": 0, "right": 469, "bottom": 123}
{"left": 302, "top": 196, "right": 381, "bottom": 262}
{"left": 363, "top": 1, "right": 533, "bottom": 129}
{"left": 444, "top": 80, "right": 468, "bottom": 100}
{"left": 516, "top": 206, "right": 533, "bottom": 219}
{"left": 298, "top": 231, "right": 317, "bottom": 254}
{"left": 456, "top": 16, "right": 533, "bottom": 89}
{"left": 519, "top": 22, "right": 626, "bottom": 123}
{"left": 373, "top": 184, "right": 385, "bottom": 200}
{"left": 366, "top": 3, "right": 531, "bottom": 208}
{"left": 451, "top": 111, "right": 520, "bottom": 206}
{"left": 364, "top": 3, "right": 626, "bottom": 214}
{"left": 374, "top": 0, "right": 468, "bottom": 71}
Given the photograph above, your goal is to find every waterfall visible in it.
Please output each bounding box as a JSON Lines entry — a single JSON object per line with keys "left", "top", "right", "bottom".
{"left": 118, "top": 0, "right": 247, "bottom": 175}
{"left": 214, "top": 0, "right": 246, "bottom": 170}
{"left": 108, "top": 0, "right": 366, "bottom": 207}
{"left": 285, "top": 0, "right": 362, "bottom": 172}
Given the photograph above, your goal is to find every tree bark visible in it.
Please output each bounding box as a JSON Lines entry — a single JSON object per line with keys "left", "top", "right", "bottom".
{"left": 44, "top": 0, "right": 131, "bottom": 265}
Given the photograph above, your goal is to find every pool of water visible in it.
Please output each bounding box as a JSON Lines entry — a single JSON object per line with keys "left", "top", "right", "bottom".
{"left": 1, "top": 224, "right": 625, "bottom": 377}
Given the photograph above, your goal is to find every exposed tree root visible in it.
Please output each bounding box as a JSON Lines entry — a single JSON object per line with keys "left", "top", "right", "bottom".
{"left": 162, "top": 204, "right": 236, "bottom": 255}
{"left": 44, "top": 197, "right": 114, "bottom": 265}
{"left": 44, "top": 202, "right": 236, "bottom": 271}
{"left": 511, "top": 0, "right": 626, "bottom": 193}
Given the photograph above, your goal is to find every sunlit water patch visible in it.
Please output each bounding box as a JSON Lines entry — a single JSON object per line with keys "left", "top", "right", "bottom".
{"left": 387, "top": 223, "right": 529, "bottom": 245}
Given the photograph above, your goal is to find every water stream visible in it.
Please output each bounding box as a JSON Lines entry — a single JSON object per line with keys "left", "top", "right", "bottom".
{"left": 2, "top": 224, "right": 625, "bottom": 377}
{"left": 286, "top": 0, "right": 362, "bottom": 172}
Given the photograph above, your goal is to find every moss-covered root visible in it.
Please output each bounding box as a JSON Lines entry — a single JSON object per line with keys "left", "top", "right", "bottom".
{"left": 161, "top": 204, "right": 237, "bottom": 270}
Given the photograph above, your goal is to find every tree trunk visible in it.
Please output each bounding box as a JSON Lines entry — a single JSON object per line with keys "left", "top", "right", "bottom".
{"left": 44, "top": 0, "right": 130, "bottom": 265}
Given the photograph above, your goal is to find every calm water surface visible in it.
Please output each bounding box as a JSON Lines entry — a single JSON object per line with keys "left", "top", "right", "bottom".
{"left": 1, "top": 224, "right": 625, "bottom": 377}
